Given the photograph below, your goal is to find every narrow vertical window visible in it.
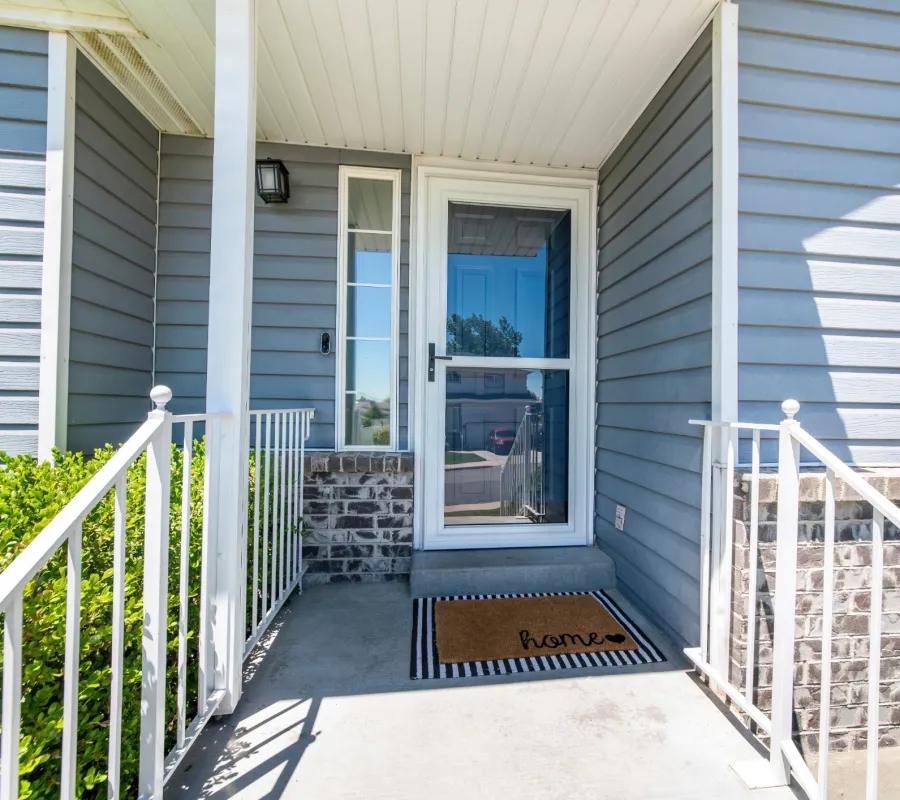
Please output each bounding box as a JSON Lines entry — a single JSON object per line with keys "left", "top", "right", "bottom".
{"left": 337, "top": 167, "right": 401, "bottom": 450}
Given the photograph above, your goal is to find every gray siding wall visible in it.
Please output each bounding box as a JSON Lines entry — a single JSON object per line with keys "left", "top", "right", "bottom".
{"left": 155, "top": 137, "right": 411, "bottom": 450}
{"left": 596, "top": 28, "right": 713, "bottom": 646}
{"left": 0, "top": 27, "right": 47, "bottom": 457}
{"left": 67, "top": 54, "right": 158, "bottom": 452}
{"left": 738, "top": 0, "right": 900, "bottom": 464}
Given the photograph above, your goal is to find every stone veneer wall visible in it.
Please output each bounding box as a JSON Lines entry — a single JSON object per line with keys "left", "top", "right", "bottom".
{"left": 301, "top": 452, "right": 414, "bottom": 584}
{"left": 730, "top": 471, "right": 900, "bottom": 754}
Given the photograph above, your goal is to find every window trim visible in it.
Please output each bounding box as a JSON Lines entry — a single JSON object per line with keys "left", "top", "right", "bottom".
{"left": 335, "top": 165, "right": 402, "bottom": 452}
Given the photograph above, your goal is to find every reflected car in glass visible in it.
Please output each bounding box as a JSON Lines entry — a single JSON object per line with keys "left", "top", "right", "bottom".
{"left": 485, "top": 427, "right": 517, "bottom": 455}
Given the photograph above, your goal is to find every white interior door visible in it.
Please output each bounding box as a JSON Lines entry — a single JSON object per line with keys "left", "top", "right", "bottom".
{"left": 416, "top": 168, "right": 596, "bottom": 550}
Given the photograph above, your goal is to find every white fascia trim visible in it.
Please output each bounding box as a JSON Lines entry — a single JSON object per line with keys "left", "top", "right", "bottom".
{"left": 38, "top": 32, "right": 76, "bottom": 462}
{"left": 0, "top": 6, "right": 143, "bottom": 36}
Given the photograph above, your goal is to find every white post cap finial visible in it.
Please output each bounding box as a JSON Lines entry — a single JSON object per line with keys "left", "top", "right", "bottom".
{"left": 150, "top": 385, "right": 173, "bottom": 411}
{"left": 781, "top": 399, "right": 800, "bottom": 419}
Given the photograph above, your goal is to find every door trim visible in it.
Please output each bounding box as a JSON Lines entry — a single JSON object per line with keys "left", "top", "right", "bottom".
{"left": 411, "top": 159, "right": 598, "bottom": 550}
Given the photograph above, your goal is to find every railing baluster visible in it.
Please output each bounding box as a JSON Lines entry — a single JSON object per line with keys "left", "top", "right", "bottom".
{"left": 818, "top": 467, "right": 836, "bottom": 800}
{"left": 292, "top": 412, "right": 300, "bottom": 583}
{"left": 746, "top": 429, "right": 761, "bottom": 706}
{"left": 60, "top": 523, "right": 83, "bottom": 800}
{"left": 252, "top": 414, "right": 261, "bottom": 635}
{"left": 107, "top": 476, "right": 127, "bottom": 800}
{"left": 176, "top": 421, "right": 194, "bottom": 750}
{"left": 867, "top": 508, "right": 884, "bottom": 800}
{"left": 271, "top": 412, "right": 281, "bottom": 611}
{"left": 198, "top": 416, "right": 215, "bottom": 714}
{"left": 280, "top": 412, "right": 288, "bottom": 595}
{"left": 699, "top": 425, "right": 712, "bottom": 663}
{"left": 262, "top": 413, "right": 272, "bottom": 619}
{"left": 286, "top": 411, "right": 295, "bottom": 585}
{"left": 1, "top": 594, "right": 23, "bottom": 800}
{"left": 299, "top": 412, "right": 308, "bottom": 577}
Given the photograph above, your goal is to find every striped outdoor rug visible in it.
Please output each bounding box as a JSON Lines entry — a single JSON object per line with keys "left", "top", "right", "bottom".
{"left": 410, "top": 590, "right": 666, "bottom": 680}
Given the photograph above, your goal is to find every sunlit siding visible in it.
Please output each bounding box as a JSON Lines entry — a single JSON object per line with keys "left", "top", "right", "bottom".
{"left": 0, "top": 27, "right": 47, "bottom": 457}
{"left": 738, "top": 0, "right": 900, "bottom": 464}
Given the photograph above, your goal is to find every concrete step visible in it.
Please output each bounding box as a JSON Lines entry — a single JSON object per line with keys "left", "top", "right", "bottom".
{"left": 409, "top": 546, "right": 616, "bottom": 598}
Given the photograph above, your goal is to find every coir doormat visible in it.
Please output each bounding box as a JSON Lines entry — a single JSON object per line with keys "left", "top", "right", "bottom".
{"left": 410, "top": 591, "right": 665, "bottom": 680}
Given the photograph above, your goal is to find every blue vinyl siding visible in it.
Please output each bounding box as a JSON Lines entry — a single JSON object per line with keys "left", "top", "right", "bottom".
{"left": 596, "top": 27, "right": 713, "bottom": 647}
{"left": 67, "top": 54, "right": 158, "bottom": 452}
{"left": 0, "top": 27, "right": 46, "bottom": 457}
{"left": 738, "top": 0, "right": 900, "bottom": 464}
{"left": 155, "top": 137, "right": 411, "bottom": 450}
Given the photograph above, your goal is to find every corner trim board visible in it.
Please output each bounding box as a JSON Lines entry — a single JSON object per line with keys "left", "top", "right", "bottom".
{"left": 38, "top": 32, "right": 76, "bottom": 461}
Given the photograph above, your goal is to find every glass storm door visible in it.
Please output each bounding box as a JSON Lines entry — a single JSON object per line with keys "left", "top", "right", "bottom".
{"left": 420, "top": 176, "right": 593, "bottom": 550}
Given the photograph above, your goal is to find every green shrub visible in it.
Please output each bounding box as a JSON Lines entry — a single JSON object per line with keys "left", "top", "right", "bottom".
{"left": 0, "top": 440, "right": 288, "bottom": 798}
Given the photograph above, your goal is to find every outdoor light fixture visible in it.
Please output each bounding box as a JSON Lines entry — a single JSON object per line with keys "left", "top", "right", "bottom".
{"left": 255, "top": 158, "right": 290, "bottom": 204}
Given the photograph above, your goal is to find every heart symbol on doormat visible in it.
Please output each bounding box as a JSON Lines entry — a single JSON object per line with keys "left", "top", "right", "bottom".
{"left": 605, "top": 633, "right": 627, "bottom": 644}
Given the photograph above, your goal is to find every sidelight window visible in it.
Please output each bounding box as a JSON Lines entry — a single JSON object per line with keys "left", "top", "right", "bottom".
{"left": 336, "top": 167, "right": 401, "bottom": 450}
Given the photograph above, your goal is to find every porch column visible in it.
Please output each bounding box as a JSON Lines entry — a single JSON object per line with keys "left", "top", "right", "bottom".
{"left": 205, "top": 0, "right": 257, "bottom": 714}
{"left": 37, "top": 32, "right": 75, "bottom": 461}
{"left": 710, "top": 1, "right": 740, "bottom": 677}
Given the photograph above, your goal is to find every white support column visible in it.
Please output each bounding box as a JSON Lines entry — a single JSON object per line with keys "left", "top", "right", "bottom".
{"left": 205, "top": 0, "right": 258, "bottom": 715}
{"left": 709, "top": 0, "right": 740, "bottom": 676}
{"left": 38, "top": 32, "right": 75, "bottom": 461}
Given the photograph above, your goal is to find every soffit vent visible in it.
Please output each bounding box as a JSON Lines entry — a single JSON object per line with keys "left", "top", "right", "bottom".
{"left": 74, "top": 32, "right": 203, "bottom": 136}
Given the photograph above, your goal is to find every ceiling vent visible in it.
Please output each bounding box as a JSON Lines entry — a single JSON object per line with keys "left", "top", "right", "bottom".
{"left": 74, "top": 32, "right": 203, "bottom": 136}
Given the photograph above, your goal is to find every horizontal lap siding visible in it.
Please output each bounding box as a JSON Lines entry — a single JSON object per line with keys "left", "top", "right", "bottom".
{"left": 156, "top": 137, "right": 411, "bottom": 450}
{"left": 0, "top": 27, "right": 46, "bottom": 456}
{"left": 596, "top": 27, "right": 713, "bottom": 647}
{"left": 67, "top": 55, "right": 158, "bottom": 452}
{"left": 738, "top": 0, "right": 900, "bottom": 464}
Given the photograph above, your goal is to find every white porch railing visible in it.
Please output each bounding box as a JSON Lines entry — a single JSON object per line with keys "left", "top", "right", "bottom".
{"left": 500, "top": 408, "right": 544, "bottom": 521}
{"left": 0, "top": 388, "right": 313, "bottom": 799}
{"left": 688, "top": 400, "right": 897, "bottom": 800}
{"left": 245, "top": 409, "right": 314, "bottom": 658}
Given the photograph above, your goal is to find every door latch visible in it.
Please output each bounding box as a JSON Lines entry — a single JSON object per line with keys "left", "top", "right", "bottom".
{"left": 428, "top": 342, "right": 452, "bottom": 382}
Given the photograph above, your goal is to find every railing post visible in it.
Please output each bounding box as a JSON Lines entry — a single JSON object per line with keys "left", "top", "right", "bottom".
{"left": 139, "top": 387, "right": 173, "bottom": 800}
{"left": 769, "top": 399, "right": 801, "bottom": 785}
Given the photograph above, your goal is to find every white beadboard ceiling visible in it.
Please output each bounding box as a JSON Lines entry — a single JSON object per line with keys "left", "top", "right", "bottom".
{"left": 7, "top": 0, "right": 719, "bottom": 169}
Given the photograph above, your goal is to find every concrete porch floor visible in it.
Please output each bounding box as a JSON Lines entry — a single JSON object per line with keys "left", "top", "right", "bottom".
{"left": 168, "top": 583, "right": 800, "bottom": 800}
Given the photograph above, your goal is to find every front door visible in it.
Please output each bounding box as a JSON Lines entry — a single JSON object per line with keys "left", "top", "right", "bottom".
{"left": 418, "top": 169, "right": 595, "bottom": 549}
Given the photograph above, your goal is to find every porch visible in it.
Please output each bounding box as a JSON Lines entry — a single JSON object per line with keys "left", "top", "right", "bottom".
{"left": 165, "top": 582, "right": 797, "bottom": 800}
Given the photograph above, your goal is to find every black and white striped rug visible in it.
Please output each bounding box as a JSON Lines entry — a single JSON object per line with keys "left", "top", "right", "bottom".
{"left": 410, "top": 590, "right": 666, "bottom": 680}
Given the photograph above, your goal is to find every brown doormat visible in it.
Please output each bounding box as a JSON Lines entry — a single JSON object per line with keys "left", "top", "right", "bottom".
{"left": 411, "top": 591, "right": 666, "bottom": 680}
{"left": 436, "top": 593, "right": 638, "bottom": 663}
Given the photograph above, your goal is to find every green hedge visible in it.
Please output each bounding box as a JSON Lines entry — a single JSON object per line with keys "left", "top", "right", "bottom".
{"left": 0, "top": 441, "right": 279, "bottom": 799}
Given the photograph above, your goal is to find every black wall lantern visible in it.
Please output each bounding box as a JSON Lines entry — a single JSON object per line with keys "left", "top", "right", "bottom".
{"left": 255, "top": 158, "right": 290, "bottom": 204}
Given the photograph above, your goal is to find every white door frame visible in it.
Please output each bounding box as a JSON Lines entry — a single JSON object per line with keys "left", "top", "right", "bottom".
{"left": 411, "top": 159, "right": 598, "bottom": 550}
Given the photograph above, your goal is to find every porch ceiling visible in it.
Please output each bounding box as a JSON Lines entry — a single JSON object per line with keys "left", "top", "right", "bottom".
{"left": 9, "top": 0, "right": 718, "bottom": 168}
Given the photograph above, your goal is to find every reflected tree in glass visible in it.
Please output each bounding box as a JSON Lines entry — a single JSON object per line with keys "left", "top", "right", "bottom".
{"left": 446, "top": 313, "right": 523, "bottom": 357}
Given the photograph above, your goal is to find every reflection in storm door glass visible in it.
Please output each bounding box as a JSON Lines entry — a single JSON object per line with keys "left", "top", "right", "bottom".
{"left": 444, "top": 369, "right": 568, "bottom": 526}
{"left": 446, "top": 203, "right": 571, "bottom": 359}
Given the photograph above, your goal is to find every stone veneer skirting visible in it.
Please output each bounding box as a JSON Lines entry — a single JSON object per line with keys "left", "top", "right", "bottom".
{"left": 301, "top": 452, "right": 414, "bottom": 584}
{"left": 730, "top": 470, "right": 900, "bottom": 754}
